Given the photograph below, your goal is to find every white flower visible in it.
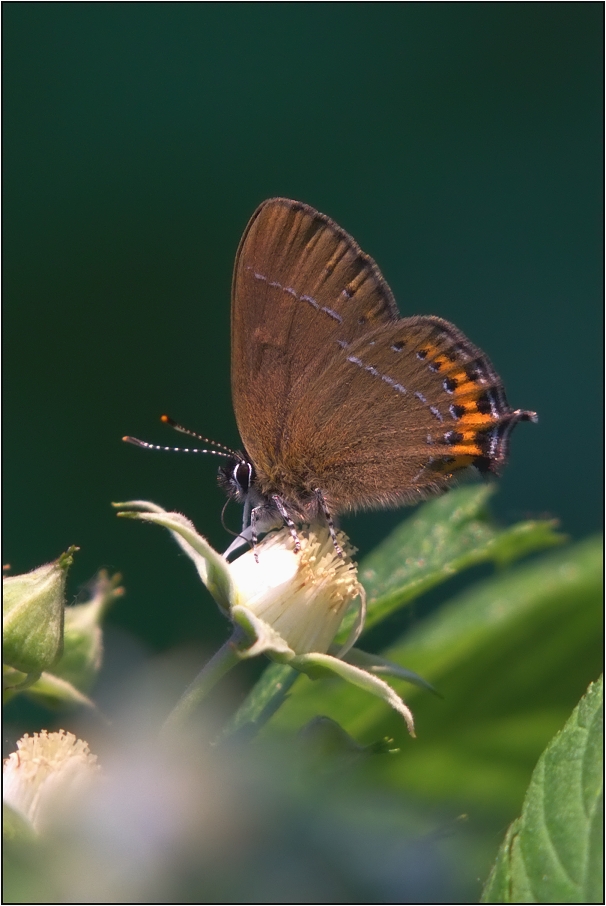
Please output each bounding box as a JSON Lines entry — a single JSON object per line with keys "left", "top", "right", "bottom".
{"left": 3, "top": 730, "right": 100, "bottom": 833}
{"left": 229, "top": 525, "right": 364, "bottom": 657}
{"left": 114, "top": 501, "right": 416, "bottom": 735}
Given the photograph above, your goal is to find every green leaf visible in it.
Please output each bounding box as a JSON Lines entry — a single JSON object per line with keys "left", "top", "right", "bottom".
{"left": 353, "top": 484, "right": 563, "bottom": 637}
{"left": 482, "top": 676, "right": 603, "bottom": 904}
{"left": 266, "top": 536, "right": 602, "bottom": 818}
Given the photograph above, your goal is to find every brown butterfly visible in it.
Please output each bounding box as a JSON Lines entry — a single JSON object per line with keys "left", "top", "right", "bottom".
{"left": 127, "top": 198, "right": 536, "bottom": 555}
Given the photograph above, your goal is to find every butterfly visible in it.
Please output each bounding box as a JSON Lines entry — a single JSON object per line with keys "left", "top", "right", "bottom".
{"left": 127, "top": 198, "right": 536, "bottom": 555}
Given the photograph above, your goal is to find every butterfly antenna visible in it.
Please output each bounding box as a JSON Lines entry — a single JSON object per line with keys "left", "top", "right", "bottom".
{"left": 122, "top": 415, "right": 240, "bottom": 459}
{"left": 122, "top": 435, "right": 232, "bottom": 459}
{"left": 160, "top": 414, "right": 238, "bottom": 456}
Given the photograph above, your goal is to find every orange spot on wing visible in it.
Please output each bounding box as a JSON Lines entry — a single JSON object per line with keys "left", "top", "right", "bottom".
{"left": 448, "top": 444, "right": 483, "bottom": 458}
{"left": 431, "top": 453, "right": 477, "bottom": 474}
{"left": 458, "top": 413, "right": 494, "bottom": 429}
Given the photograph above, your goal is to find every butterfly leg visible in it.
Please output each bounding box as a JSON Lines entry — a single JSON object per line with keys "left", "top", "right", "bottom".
{"left": 314, "top": 489, "right": 343, "bottom": 558}
{"left": 271, "top": 495, "right": 301, "bottom": 553}
{"left": 248, "top": 505, "right": 263, "bottom": 562}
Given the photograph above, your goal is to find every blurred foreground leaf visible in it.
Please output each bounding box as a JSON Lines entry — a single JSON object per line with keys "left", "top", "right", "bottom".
{"left": 482, "top": 676, "right": 603, "bottom": 903}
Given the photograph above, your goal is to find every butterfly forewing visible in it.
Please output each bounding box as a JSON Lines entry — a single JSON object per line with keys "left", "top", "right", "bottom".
{"left": 231, "top": 198, "right": 399, "bottom": 471}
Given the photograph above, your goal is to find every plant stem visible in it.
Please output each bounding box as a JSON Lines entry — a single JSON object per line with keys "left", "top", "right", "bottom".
{"left": 162, "top": 635, "right": 241, "bottom": 734}
{"left": 219, "top": 663, "right": 299, "bottom": 743}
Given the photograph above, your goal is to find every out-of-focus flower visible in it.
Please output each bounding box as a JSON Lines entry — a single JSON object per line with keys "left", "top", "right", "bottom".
{"left": 3, "top": 730, "right": 100, "bottom": 834}
{"left": 115, "top": 501, "right": 417, "bottom": 734}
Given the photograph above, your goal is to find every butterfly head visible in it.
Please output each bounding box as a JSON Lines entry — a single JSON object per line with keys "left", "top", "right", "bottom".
{"left": 217, "top": 453, "right": 257, "bottom": 505}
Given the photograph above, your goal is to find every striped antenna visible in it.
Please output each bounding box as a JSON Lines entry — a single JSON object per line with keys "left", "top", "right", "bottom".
{"left": 122, "top": 436, "right": 232, "bottom": 459}
{"left": 160, "top": 415, "right": 238, "bottom": 456}
{"left": 122, "top": 414, "right": 238, "bottom": 460}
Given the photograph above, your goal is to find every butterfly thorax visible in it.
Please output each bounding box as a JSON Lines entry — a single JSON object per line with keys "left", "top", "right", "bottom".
{"left": 218, "top": 453, "right": 325, "bottom": 522}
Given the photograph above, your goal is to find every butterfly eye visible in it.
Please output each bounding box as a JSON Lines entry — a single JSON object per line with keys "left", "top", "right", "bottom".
{"left": 234, "top": 461, "right": 253, "bottom": 494}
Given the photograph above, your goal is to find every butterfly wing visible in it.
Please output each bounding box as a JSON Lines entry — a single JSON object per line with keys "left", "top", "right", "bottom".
{"left": 231, "top": 198, "right": 399, "bottom": 473}
{"left": 280, "top": 314, "right": 532, "bottom": 511}
{"left": 231, "top": 198, "right": 535, "bottom": 514}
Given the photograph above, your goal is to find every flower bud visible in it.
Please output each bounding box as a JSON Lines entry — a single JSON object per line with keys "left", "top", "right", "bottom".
{"left": 54, "top": 570, "right": 123, "bottom": 692}
{"left": 3, "top": 547, "right": 77, "bottom": 677}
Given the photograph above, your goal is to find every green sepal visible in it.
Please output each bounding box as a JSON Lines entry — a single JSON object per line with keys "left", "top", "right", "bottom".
{"left": 292, "top": 651, "right": 415, "bottom": 736}
{"left": 113, "top": 502, "right": 233, "bottom": 613}
{"left": 52, "top": 570, "right": 123, "bottom": 692}
{"left": 231, "top": 605, "right": 295, "bottom": 660}
{"left": 20, "top": 670, "right": 97, "bottom": 711}
{"left": 341, "top": 647, "right": 439, "bottom": 696}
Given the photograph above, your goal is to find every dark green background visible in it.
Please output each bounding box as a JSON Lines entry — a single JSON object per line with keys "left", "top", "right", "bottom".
{"left": 4, "top": 4, "right": 603, "bottom": 652}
